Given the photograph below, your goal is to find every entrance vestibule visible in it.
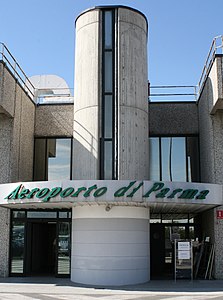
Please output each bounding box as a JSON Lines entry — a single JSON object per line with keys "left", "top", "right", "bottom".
{"left": 10, "top": 210, "right": 71, "bottom": 277}
{"left": 150, "top": 214, "right": 200, "bottom": 279}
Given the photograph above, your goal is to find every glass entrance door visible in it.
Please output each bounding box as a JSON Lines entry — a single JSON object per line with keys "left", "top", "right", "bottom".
{"left": 57, "top": 222, "right": 71, "bottom": 276}
{"left": 10, "top": 210, "right": 71, "bottom": 277}
{"left": 150, "top": 222, "right": 198, "bottom": 279}
{"left": 164, "top": 226, "right": 186, "bottom": 276}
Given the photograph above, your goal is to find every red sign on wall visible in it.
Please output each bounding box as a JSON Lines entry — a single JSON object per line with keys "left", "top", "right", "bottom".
{"left": 217, "top": 210, "right": 223, "bottom": 219}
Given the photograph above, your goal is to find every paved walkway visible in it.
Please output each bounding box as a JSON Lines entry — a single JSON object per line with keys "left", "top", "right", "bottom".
{"left": 0, "top": 277, "right": 223, "bottom": 299}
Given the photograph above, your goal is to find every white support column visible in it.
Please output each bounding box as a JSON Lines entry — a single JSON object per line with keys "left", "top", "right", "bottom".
{"left": 71, "top": 205, "right": 150, "bottom": 286}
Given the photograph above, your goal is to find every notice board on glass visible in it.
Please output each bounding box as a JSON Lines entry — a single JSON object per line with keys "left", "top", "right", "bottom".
{"left": 174, "top": 240, "right": 193, "bottom": 281}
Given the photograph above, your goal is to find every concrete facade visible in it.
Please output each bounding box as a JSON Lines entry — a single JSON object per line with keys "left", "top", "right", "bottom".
{"left": 1, "top": 4, "right": 223, "bottom": 286}
{"left": 149, "top": 102, "right": 198, "bottom": 136}
{"left": 0, "top": 61, "right": 35, "bottom": 276}
{"left": 118, "top": 8, "right": 149, "bottom": 180}
{"left": 73, "top": 9, "right": 100, "bottom": 180}
{"left": 197, "top": 56, "right": 223, "bottom": 279}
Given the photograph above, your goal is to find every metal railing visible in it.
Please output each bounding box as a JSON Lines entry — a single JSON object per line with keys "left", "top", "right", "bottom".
{"left": 36, "top": 88, "right": 74, "bottom": 104}
{"left": 0, "top": 42, "right": 35, "bottom": 99}
{"left": 149, "top": 84, "right": 197, "bottom": 102}
{"left": 198, "top": 35, "right": 223, "bottom": 94}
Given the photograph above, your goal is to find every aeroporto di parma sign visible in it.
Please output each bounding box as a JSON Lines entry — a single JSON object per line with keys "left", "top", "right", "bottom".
{"left": 0, "top": 180, "right": 222, "bottom": 207}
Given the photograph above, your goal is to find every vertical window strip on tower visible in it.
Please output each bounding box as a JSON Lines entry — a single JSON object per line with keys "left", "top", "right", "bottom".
{"left": 101, "top": 10, "right": 115, "bottom": 179}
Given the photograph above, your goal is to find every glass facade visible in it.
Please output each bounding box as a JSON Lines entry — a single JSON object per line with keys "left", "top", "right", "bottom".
{"left": 100, "top": 10, "right": 115, "bottom": 180}
{"left": 149, "top": 136, "right": 200, "bottom": 182}
{"left": 11, "top": 221, "right": 25, "bottom": 274}
{"left": 34, "top": 138, "right": 72, "bottom": 181}
{"left": 10, "top": 210, "right": 71, "bottom": 277}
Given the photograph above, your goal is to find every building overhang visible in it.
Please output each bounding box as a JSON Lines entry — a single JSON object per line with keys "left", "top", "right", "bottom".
{"left": 0, "top": 180, "right": 222, "bottom": 214}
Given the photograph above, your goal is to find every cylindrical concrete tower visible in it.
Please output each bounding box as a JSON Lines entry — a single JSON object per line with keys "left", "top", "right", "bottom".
{"left": 72, "top": 6, "right": 150, "bottom": 286}
{"left": 73, "top": 6, "right": 149, "bottom": 180}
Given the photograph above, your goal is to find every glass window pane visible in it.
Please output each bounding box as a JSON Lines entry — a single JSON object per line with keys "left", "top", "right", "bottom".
{"left": 171, "top": 137, "right": 186, "bottom": 182}
{"left": 172, "top": 214, "right": 188, "bottom": 223}
{"left": 104, "top": 95, "right": 113, "bottom": 138}
{"left": 104, "top": 52, "right": 113, "bottom": 92}
{"left": 27, "top": 211, "right": 57, "bottom": 218}
{"left": 161, "top": 137, "right": 171, "bottom": 181}
{"left": 165, "top": 226, "right": 172, "bottom": 264}
{"left": 150, "top": 214, "right": 161, "bottom": 223}
{"left": 104, "top": 141, "right": 113, "bottom": 179}
{"left": 186, "top": 137, "right": 200, "bottom": 182}
{"left": 12, "top": 211, "right": 26, "bottom": 218}
{"left": 48, "top": 139, "right": 71, "bottom": 181}
{"left": 59, "top": 212, "right": 71, "bottom": 219}
{"left": 104, "top": 11, "right": 112, "bottom": 49}
{"left": 161, "top": 137, "right": 186, "bottom": 182}
{"left": 149, "top": 138, "right": 160, "bottom": 180}
{"left": 11, "top": 221, "right": 25, "bottom": 274}
{"left": 189, "top": 226, "right": 195, "bottom": 239}
{"left": 58, "top": 222, "right": 71, "bottom": 275}
{"left": 34, "top": 139, "right": 46, "bottom": 181}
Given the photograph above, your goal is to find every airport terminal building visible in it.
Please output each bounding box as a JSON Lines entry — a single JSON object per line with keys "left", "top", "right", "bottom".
{"left": 1, "top": 5, "right": 223, "bottom": 285}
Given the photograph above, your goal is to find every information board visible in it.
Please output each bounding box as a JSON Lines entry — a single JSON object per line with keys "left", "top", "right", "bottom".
{"left": 174, "top": 240, "right": 193, "bottom": 281}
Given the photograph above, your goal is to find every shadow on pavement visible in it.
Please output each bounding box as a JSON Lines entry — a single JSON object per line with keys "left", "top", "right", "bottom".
{"left": 1, "top": 277, "right": 223, "bottom": 293}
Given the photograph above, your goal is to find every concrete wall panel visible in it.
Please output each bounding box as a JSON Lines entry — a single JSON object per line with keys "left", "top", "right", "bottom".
{"left": 149, "top": 102, "right": 198, "bottom": 135}
{"left": 118, "top": 7, "right": 149, "bottom": 180}
{"left": 119, "top": 107, "right": 149, "bottom": 180}
{"left": 0, "top": 115, "right": 12, "bottom": 183}
{"left": 0, "top": 208, "right": 10, "bottom": 277}
{"left": 35, "top": 105, "right": 73, "bottom": 137}
{"left": 0, "top": 62, "right": 15, "bottom": 117}
{"left": 198, "top": 56, "right": 223, "bottom": 279}
{"left": 73, "top": 10, "right": 100, "bottom": 179}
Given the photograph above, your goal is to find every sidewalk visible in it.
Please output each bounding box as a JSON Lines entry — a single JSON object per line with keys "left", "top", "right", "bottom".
{"left": 0, "top": 277, "right": 223, "bottom": 299}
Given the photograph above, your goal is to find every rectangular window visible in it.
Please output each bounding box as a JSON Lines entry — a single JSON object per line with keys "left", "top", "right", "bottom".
{"left": 104, "top": 141, "right": 113, "bottom": 179}
{"left": 149, "top": 136, "right": 200, "bottom": 182}
{"left": 100, "top": 10, "right": 115, "bottom": 180}
{"left": 161, "top": 137, "right": 171, "bottom": 181}
{"left": 48, "top": 139, "right": 71, "bottom": 181}
{"left": 170, "top": 137, "right": 186, "bottom": 182}
{"left": 149, "top": 137, "right": 159, "bottom": 180}
{"left": 104, "top": 95, "right": 113, "bottom": 138}
{"left": 104, "top": 11, "right": 112, "bottom": 49}
{"left": 104, "top": 52, "right": 113, "bottom": 93}
{"left": 10, "top": 221, "right": 25, "bottom": 274}
{"left": 34, "top": 138, "right": 72, "bottom": 181}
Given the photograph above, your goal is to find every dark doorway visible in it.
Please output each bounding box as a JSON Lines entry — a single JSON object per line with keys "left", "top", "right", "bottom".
{"left": 150, "top": 223, "right": 199, "bottom": 279}
{"left": 150, "top": 224, "right": 165, "bottom": 279}
{"left": 29, "top": 222, "right": 57, "bottom": 275}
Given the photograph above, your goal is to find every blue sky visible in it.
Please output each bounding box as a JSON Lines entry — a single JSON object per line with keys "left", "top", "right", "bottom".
{"left": 0, "top": 0, "right": 223, "bottom": 90}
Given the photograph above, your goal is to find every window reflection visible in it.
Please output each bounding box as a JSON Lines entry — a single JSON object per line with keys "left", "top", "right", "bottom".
{"left": 104, "top": 52, "right": 113, "bottom": 92}
{"left": 58, "top": 222, "right": 71, "bottom": 275}
{"left": 149, "top": 138, "right": 159, "bottom": 180}
{"left": 104, "top": 11, "right": 112, "bottom": 49}
{"left": 34, "top": 138, "right": 72, "bottom": 181}
{"left": 48, "top": 139, "right": 71, "bottom": 181}
{"left": 11, "top": 221, "right": 25, "bottom": 274}
{"left": 149, "top": 136, "right": 200, "bottom": 182}
{"left": 104, "top": 95, "right": 113, "bottom": 138}
{"left": 104, "top": 141, "right": 113, "bottom": 179}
